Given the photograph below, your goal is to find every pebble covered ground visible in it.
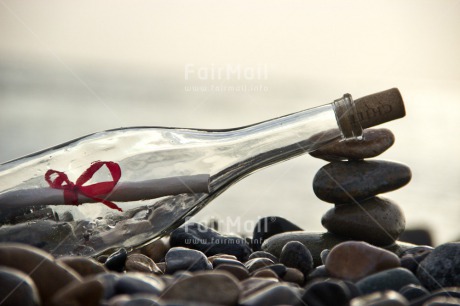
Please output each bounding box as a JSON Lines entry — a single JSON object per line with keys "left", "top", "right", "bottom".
{"left": 1, "top": 128, "right": 459, "bottom": 306}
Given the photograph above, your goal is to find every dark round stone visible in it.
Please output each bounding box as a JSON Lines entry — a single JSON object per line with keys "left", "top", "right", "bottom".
{"left": 254, "top": 264, "right": 287, "bottom": 278}
{"left": 239, "top": 284, "right": 301, "bottom": 306}
{"left": 321, "top": 196, "right": 406, "bottom": 245}
{"left": 211, "top": 258, "right": 245, "bottom": 269}
{"left": 165, "top": 247, "right": 212, "bottom": 274}
{"left": 50, "top": 278, "right": 104, "bottom": 306}
{"left": 400, "top": 247, "right": 433, "bottom": 274}
{"left": 261, "top": 231, "right": 347, "bottom": 267}
{"left": 115, "top": 274, "right": 164, "bottom": 296}
{"left": 320, "top": 249, "right": 330, "bottom": 265}
{"left": 306, "top": 265, "right": 330, "bottom": 281}
{"left": 104, "top": 248, "right": 128, "bottom": 272}
{"left": 214, "top": 264, "right": 250, "bottom": 281}
{"left": 399, "top": 284, "right": 429, "bottom": 301}
{"left": 417, "top": 242, "right": 460, "bottom": 290}
{"left": 310, "top": 128, "right": 395, "bottom": 161}
{"left": 279, "top": 240, "right": 314, "bottom": 277}
{"left": 356, "top": 267, "right": 420, "bottom": 294}
{"left": 248, "top": 251, "right": 279, "bottom": 263}
{"left": 349, "top": 291, "right": 409, "bottom": 306}
{"left": 0, "top": 267, "right": 40, "bottom": 306}
{"left": 302, "top": 279, "right": 352, "bottom": 306}
{"left": 313, "top": 160, "right": 412, "bottom": 203}
{"left": 408, "top": 288, "right": 460, "bottom": 306}
{"left": 170, "top": 222, "right": 252, "bottom": 261}
{"left": 244, "top": 257, "right": 275, "bottom": 273}
{"left": 252, "top": 216, "right": 303, "bottom": 251}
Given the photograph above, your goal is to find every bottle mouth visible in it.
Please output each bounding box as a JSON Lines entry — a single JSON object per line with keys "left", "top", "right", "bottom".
{"left": 333, "top": 94, "right": 363, "bottom": 141}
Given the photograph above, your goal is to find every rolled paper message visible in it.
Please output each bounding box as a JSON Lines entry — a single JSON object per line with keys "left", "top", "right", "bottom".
{"left": 0, "top": 174, "right": 210, "bottom": 210}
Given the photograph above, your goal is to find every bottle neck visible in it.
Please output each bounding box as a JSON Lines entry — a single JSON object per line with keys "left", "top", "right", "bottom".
{"left": 210, "top": 94, "right": 363, "bottom": 190}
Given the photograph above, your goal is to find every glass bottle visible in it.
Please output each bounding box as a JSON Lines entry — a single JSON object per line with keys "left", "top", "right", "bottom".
{"left": 0, "top": 88, "right": 404, "bottom": 256}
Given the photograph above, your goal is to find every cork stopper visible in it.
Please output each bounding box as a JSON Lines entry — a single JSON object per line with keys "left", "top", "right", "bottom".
{"left": 354, "top": 88, "right": 405, "bottom": 129}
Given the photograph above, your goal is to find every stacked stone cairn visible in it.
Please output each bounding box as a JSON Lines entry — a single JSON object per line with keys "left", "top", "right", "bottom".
{"left": 1, "top": 128, "right": 460, "bottom": 306}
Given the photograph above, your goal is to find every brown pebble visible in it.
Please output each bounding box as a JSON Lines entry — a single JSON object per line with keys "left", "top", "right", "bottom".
{"left": 125, "top": 254, "right": 162, "bottom": 274}
{"left": 140, "top": 238, "right": 169, "bottom": 262}
{"left": 50, "top": 278, "right": 104, "bottom": 306}
{"left": 282, "top": 268, "right": 305, "bottom": 286}
{"left": 252, "top": 268, "right": 280, "bottom": 280}
{"left": 215, "top": 264, "right": 250, "bottom": 281}
{"left": 310, "top": 128, "right": 395, "bottom": 161}
{"left": 240, "top": 277, "right": 279, "bottom": 299}
{"left": 57, "top": 256, "right": 107, "bottom": 277}
{"left": 208, "top": 254, "right": 238, "bottom": 263}
{"left": 161, "top": 271, "right": 240, "bottom": 305}
{"left": 325, "top": 241, "right": 400, "bottom": 282}
{"left": 0, "top": 243, "right": 82, "bottom": 304}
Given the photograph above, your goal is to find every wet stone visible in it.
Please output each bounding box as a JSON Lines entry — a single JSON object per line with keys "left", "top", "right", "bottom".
{"left": 239, "top": 284, "right": 301, "bottom": 306}
{"left": 170, "top": 222, "right": 252, "bottom": 261}
{"left": 356, "top": 268, "right": 420, "bottom": 295}
{"left": 248, "top": 251, "right": 279, "bottom": 263}
{"left": 350, "top": 291, "right": 409, "bottom": 306}
{"left": 261, "top": 231, "right": 348, "bottom": 267}
{"left": 57, "top": 256, "right": 107, "bottom": 277}
{"left": 0, "top": 243, "right": 82, "bottom": 304}
{"left": 126, "top": 253, "right": 162, "bottom": 274}
{"left": 302, "top": 279, "right": 353, "bottom": 306}
{"left": 160, "top": 271, "right": 240, "bottom": 305}
{"left": 0, "top": 266, "right": 40, "bottom": 306}
{"left": 165, "top": 247, "right": 212, "bottom": 274}
{"left": 245, "top": 257, "right": 275, "bottom": 272}
{"left": 322, "top": 196, "right": 406, "bottom": 245}
{"left": 215, "top": 264, "right": 250, "bottom": 281}
{"left": 417, "top": 242, "right": 460, "bottom": 290}
{"left": 252, "top": 216, "right": 303, "bottom": 251}
{"left": 104, "top": 248, "right": 128, "bottom": 272}
{"left": 325, "top": 241, "right": 400, "bottom": 282}
{"left": 310, "top": 128, "right": 395, "bottom": 161}
{"left": 50, "top": 279, "right": 104, "bottom": 306}
{"left": 313, "top": 160, "right": 412, "bottom": 203}
{"left": 115, "top": 273, "right": 164, "bottom": 296}
{"left": 279, "top": 240, "right": 314, "bottom": 277}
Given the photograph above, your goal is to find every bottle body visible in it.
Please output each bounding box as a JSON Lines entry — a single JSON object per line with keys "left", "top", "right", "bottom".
{"left": 0, "top": 95, "right": 362, "bottom": 256}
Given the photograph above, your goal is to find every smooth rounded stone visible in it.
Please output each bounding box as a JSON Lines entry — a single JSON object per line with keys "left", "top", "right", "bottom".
{"left": 307, "top": 265, "right": 330, "bottom": 281}
{"left": 115, "top": 273, "right": 164, "bottom": 296}
{"left": 208, "top": 254, "right": 238, "bottom": 263}
{"left": 409, "top": 288, "right": 460, "bottom": 306}
{"left": 109, "top": 294, "right": 161, "bottom": 306}
{"left": 310, "top": 128, "right": 395, "bottom": 161}
{"left": 400, "top": 247, "right": 433, "bottom": 274}
{"left": 261, "top": 231, "right": 347, "bottom": 267}
{"left": 417, "top": 242, "right": 460, "bottom": 290}
{"left": 212, "top": 257, "right": 245, "bottom": 269}
{"left": 252, "top": 268, "right": 280, "bottom": 279}
{"left": 313, "top": 160, "right": 412, "bottom": 203}
{"left": 50, "top": 278, "right": 104, "bottom": 306}
{"left": 422, "top": 296, "right": 460, "bottom": 306}
{"left": 350, "top": 291, "right": 409, "bottom": 306}
{"left": 161, "top": 271, "right": 240, "bottom": 305}
{"left": 252, "top": 216, "right": 303, "bottom": 251}
{"left": 126, "top": 254, "right": 162, "bottom": 274}
{"left": 165, "top": 247, "right": 212, "bottom": 274}
{"left": 253, "top": 264, "right": 287, "bottom": 278}
{"left": 320, "top": 249, "right": 330, "bottom": 265}
{"left": 239, "top": 284, "right": 301, "bottom": 306}
{"left": 399, "top": 284, "right": 429, "bottom": 301}
{"left": 0, "top": 266, "right": 40, "bottom": 306}
{"left": 0, "top": 220, "right": 78, "bottom": 255}
{"left": 244, "top": 257, "right": 275, "bottom": 272}
{"left": 282, "top": 267, "right": 305, "bottom": 286}
{"left": 105, "top": 248, "right": 128, "bottom": 272}
{"left": 170, "top": 222, "right": 252, "bottom": 261}
{"left": 302, "top": 279, "right": 353, "bottom": 306}
{"left": 57, "top": 256, "right": 107, "bottom": 277}
{"left": 140, "top": 238, "right": 169, "bottom": 262}
{"left": 156, "top": 262, "right": 166, "bottom": 274}
{"left": 97, "top": 254, "right": 109, "bottom": 264}
{"left": 399, "top": 228, "right": 433, "bottom": 246}
{"left": 215, "top": 264, "right": 250, "bottom": 280}
{"left": 279, "top": 240, "right": 314, "bottom": 277}
{"left": 93, "top": 273, "right": 120, "bottom": 300}
{"left": 0, "top": 243, "right": 82, "bottom": 304}
{"left": 384, "top": 241, "right": 418, "bottom": 257}
{"left": 322, "top": 196, "right": 406, "bottom": 245}
{"left": 326, "top": 241, "right": 401, "bottom": 282}
{"left": 356, "top": 268, "right": 420, "bottom": 295}
{"left": 240, "top": 277, "right": 279, "bottom": 299}
{"left": 248, "top": 251, "right": 279, "bottom": 263}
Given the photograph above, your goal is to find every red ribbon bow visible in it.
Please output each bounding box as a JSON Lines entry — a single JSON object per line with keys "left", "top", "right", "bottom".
{"left": 45, "top": 161, "right": 123, "bottom": 212}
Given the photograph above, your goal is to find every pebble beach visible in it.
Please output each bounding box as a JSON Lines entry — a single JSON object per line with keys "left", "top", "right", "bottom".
{"left": 1, "top": 128, "right": 459, "bottom": 306}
